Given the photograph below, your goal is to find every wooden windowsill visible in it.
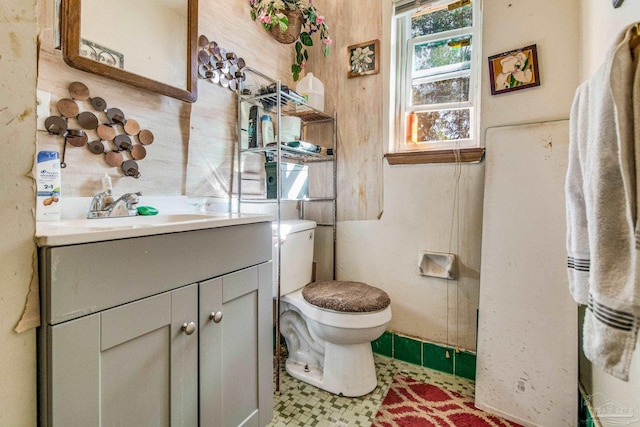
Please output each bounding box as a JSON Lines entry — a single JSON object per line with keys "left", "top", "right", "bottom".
{"left": 384, "top": 147, "right": 485, "bottom": 165}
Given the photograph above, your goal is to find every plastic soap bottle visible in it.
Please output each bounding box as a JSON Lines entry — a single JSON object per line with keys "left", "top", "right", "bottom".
{"left": 296, "top": 72, "right": 325, "bottom": 112}
{"left": 36, "top": 151, "right": 61, "bottom": 221}
{"left": 261, "top": 115, "right": 275, "bottom": 146}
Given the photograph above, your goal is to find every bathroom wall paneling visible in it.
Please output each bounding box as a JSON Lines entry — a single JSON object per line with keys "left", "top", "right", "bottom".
{"left": 1, "top": 0, "right": 39, "bottom": 424}
{"left": 37, "top": 48, "right": 189, "bottom": 196}
{"left": 186, "top": 81, "right": 237, "bottom": 198}
{"left": 187, "top": 0, "right": 295, "bottom": 198}
{"left": 305, "top": 0, "right": 384, "bottom": 221}
{"left": 36, "top": 0, "right": 295, "bottom": 199}
{"left": 37, "top": 2, "right": 188, "bottom": 197}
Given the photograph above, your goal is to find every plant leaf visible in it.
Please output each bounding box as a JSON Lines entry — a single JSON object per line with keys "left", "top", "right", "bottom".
{"left": 295, "top": 41, "right": 302, "bottom": 54}
{"left": 300, "top": 32, "right": 313, "bottom": 46}
{"left": 292, "top": 63, "right": 301, "bottom": 81}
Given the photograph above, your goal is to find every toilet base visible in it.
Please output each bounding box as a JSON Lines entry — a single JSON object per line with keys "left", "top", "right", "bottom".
{"left": 285, "top": 341, "right": 378, "bottom": 397}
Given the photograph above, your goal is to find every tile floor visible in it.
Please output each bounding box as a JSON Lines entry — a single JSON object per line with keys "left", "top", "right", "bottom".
{"left": 268, "top": 354, "right": 475, "bottom": 426}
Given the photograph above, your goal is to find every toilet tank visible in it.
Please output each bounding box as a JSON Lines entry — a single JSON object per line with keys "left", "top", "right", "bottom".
{"left": 272, "top": 220, "right": 316, "bottom": 296}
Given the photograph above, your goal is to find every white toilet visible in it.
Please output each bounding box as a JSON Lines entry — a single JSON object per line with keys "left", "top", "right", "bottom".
{"left": 273, "top": 220, "right": 392, "bottom": 397}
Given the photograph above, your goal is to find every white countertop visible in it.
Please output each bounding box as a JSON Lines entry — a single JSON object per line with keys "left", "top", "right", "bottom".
{"left": 35, "top": 197, "right": 274, "bottom": 247}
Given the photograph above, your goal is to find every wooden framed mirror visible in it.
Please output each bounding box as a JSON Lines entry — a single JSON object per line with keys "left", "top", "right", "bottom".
{"left": 61, "top": 0, "right": 198, "bottom": 102}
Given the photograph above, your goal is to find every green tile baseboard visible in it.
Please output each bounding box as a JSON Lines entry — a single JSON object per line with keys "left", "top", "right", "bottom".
{"left": 371, "top": 331, "right": 477, "bottom": 380}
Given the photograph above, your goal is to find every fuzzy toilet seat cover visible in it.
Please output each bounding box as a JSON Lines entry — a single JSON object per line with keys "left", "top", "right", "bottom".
{"left": 302, "top": 280, "right": 391, "bottom": 313}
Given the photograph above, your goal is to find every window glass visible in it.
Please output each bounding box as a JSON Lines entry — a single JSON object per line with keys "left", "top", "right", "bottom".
{"left": 411, "top": 2, "right": 472, "bottom": 37}
{"left": 413, "top": 37, "right": 472, "bottom": 75}
{"left": 394, "top": 0, "right": 478, "bottom": 150}
{"left": 411, "top": 76, "right": 470, "bottom": 106}
{"left": 406, "top": 109, "right": 471, "bottom": 143}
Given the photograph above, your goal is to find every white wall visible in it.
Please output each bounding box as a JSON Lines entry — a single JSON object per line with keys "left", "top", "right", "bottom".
{"left": 580, "top": 0, "right": 640, "bottom": 80}
{"left": 0, "top": 1, "right": 38, "bottom": 425}
{"left": 339, "top": 0, "right": 579, "bottom": 352}
{"left": 579, "top": 2, "right": 640, "bottom": 425}
{"left": 339, "top": 163, "right": 484, "bottom": 351}
{"left": 481, "top": 0, "right": 580, "bottom": 131}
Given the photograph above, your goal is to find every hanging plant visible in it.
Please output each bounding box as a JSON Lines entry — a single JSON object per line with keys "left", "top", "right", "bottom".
{"left": 250, "top": 0, "right": 332, "bottom": 81}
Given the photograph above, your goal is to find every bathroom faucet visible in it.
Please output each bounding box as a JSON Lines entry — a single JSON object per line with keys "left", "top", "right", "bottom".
{"left": 87, "top": 191, "right": 141, "bottom": 219}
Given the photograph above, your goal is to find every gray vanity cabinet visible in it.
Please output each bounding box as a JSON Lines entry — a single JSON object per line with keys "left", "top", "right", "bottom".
{"left": 199, "top": 264, "right": 273, "bottom": 427}
{"left": 39, "top": 221, "right": 274, "bottom": 427}
{"left": 46, "top": 284, "right": 198, "bottom": 426}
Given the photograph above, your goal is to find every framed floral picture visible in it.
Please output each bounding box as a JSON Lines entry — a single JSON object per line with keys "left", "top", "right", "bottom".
{"left": 347, "top": 39, "right": 380, "bottom": 78}
{"left": 488, "top": 44, "right": 540, "bottom": 95}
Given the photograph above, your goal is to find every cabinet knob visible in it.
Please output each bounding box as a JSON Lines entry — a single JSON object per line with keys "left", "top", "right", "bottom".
{"left": 210, "top": 311, "right": 223, "bottom": 323}
{"left": 181, "top": 321, "right": 197, "bottom": 335}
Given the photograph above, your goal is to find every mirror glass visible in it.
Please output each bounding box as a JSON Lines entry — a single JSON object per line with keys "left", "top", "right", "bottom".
{"left": 62, "top": 0, "right": 198, "bottom": 102}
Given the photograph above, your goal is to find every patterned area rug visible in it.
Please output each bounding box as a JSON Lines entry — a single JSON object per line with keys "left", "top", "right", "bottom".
{"left": 372, "top": 374, "right": 522, "bottom": 427}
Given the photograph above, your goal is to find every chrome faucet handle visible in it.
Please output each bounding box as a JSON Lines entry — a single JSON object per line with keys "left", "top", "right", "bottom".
{"left": 87, "top": 192, "right": 110, "bottom": 218}
{"left": 89, "top": 192, "right": 107, "bottom": 211}
{"left": 125, "top": 192, "right": 141, "bottom": 209}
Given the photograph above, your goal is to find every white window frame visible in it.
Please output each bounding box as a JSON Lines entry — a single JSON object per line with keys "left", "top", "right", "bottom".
{"left": 391, "top": 0, "right": 482, "bottom": 154}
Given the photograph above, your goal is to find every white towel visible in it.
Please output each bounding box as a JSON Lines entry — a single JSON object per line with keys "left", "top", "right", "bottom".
{"left": 565, "top": 24, "right": 640, "bottom": 381}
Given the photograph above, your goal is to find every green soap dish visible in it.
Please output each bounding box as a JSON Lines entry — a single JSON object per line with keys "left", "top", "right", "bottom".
{"left": 137, "top": 206, "right": 159, "bottom": 216}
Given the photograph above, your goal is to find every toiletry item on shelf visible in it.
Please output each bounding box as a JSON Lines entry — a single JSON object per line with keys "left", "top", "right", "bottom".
{"left": 261, "top": 115, "right": 275, "bottom": 146}
{"left": 264, "top": 161, "right": 309, "bottom": 199}
{"left": 287, "top": 141, "right": 333, "bottom": 156}
{"left": 279, "top": 116, "right": 301, "bottom": 142}
{"left": 240, "top": 102, "right": 251, "bottom": 149}
{"left": 36, "top": 151, "right": 61, "bottom": 221}
{"left": 257, "top": 83, "right": 305, "bottom": 110}
{"left": 101, "top": 173, "right": 113, "bottom": 206}
{"left": 248, "top": 105, "right": 260, "bottom": 148}
{"left": 296, "top": 73, "right": 324, "bottom": 112}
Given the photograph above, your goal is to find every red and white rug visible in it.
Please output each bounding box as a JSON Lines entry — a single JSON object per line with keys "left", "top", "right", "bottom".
{"left": 372, "top": 374, "right": 522, "bottom": 427}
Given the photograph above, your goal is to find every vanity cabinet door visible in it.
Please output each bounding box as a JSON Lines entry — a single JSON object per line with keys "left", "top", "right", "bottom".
{"left": 47, "top": 284, "right": 198, "bottom": 427}
{"left": 199, "top": 263, "right": 273, "bottom": 427}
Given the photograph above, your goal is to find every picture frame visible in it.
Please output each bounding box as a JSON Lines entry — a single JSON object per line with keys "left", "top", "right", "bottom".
{"left": 488, "top": 44, "right": 540, "bottom": 95}
{"left": 347, "top": 39, "right": 380, "bottom": 78}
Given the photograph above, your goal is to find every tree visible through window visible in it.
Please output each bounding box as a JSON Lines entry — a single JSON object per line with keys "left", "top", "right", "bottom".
{"left": 394, "top": 0, "right": 478, "bottom": 150}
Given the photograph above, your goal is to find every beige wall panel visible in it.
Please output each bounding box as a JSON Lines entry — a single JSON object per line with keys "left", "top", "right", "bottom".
{"left": 198, "top": 0, "right": 295, "bottom": 87}
{"left": 187, "top": 0, "right": 295, "bottom": 197}
{"left": 305, "top": 0, "right": 383, "bottom": 221}
{"left": 186, "top": 82, "right": 236, "bottom": 198}
{"left": 37, "top": 49, "right": 188, "bottom": 196}
{"left": 0, "top": 0, "right": 38, "bottom": 425}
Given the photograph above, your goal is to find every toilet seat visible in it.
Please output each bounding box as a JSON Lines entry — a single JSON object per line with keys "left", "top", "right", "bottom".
{"left": 282, "top": 289, "right": 392, "bottom": 329}
{"left": 302, "top": 280, "right": 391, "bottom": 313}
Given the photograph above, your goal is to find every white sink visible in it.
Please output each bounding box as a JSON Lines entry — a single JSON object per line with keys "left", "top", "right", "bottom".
{"left": 56, "top": 213, "right": 226, "bottom": 228}
{"left": 36, "top": 212, "right": 274, "bottom": 246}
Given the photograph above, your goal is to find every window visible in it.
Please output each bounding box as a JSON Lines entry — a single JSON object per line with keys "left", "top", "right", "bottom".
{"left": 389, "top": 0, "right": 481, "bottom": 160}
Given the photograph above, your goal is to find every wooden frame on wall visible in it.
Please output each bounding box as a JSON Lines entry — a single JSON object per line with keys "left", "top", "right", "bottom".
{"left": 488, "top": 44, "right": 540, "bottom": 95}
{"left": 347, "top": 39, "right": 380, "bottom": 78}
